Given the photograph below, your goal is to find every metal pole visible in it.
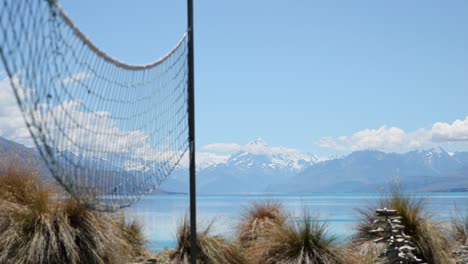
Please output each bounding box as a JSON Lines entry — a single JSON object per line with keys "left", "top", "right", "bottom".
{"left": 187, "top": 0, "right": 197, "bottom": 263}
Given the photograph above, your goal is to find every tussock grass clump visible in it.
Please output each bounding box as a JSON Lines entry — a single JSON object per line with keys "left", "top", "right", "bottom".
{"left": 0, "top": 166, "right": 146, "bottom": 264}
{"left": 238, "top": 201, "right": 286, "bottom": 245}
{"left": 353, "top": 185, "right": 453, "bottom": 264}
{"left": 170, "top": 216, "right": 245, "bottom": 264}
{"left": 119, "top": 218, "right": 146, "bottom": 257}
{"left": 352, "top": 204, "right": 390, "bottom": 257}
{"left": 248, "top": 211, "right": 345, "bottom": 264}
{"left": 451, "top": 207, "right": 468, "bottom": 245}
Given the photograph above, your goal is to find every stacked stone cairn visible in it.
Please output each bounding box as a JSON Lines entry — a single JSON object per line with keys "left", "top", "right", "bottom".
{"left": 370, "top": 208, "right": 427, "bottom": 264}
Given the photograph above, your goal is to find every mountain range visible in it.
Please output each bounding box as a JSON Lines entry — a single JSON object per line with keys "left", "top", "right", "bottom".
{"left": 268, "top": 148, "right": 468, "bottom": 193}
{"left": 1, "top": 136, "right": 467, "bottom": 194}
{"left": 162, "top": 139, "right": 468, "bottom": 193}
{"left": 163, "top": 138, "right": 321, "bottom": 193}
{"left": 0, "top": 136, "right": 51, "bottom": 178}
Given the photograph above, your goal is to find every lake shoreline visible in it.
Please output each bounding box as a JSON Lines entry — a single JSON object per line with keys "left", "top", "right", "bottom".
{"left": 125, "top": 192, "right": 468, "bottom": 253}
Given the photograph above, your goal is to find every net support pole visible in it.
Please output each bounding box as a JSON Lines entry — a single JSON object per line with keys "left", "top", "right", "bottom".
{"left": 187, "top": 0, "right": 197, "bottom": 263}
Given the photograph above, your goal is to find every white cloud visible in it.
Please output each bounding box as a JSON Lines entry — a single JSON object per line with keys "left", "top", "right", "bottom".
{"left": 196, "top": 152, "right": 230, "bottom": 168}
{"left": 39, "top": 100, "right": 180, "bottom": 166}
{"left": 203, "top": 143, "right": 244, "bottom": 153}
{"left": 201, "top": 138, "right": 319, "bottom": 165}
{"left": 0, "top": 76, "right": 185, "bottom": 171}
{"left": 318, "top": 118, "right": 468, "bottom": 152}
{"left": 0, "top": 77, "right": 32, "bottom": 146}
{"left": 432, "top": 117, "right": 468, "bottom": 142}
{"left": 202, "top": 140, "right": 293, "bottom": 156}
{"left": 61, "top": 72, "right": 89, "bottom": 85}
{"left": 0, "top": 74, "right": 214, "bottom": 175}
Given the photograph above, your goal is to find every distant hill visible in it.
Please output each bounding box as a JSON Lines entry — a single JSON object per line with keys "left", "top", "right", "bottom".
{"left": 2, "top": 136, "right": 468, "bottom": 194}
{"left": 268, "top": 148, "right": 468, "bottom": 193}
{"left": 0, "top": 136, "right": 52, "bottom": 179}
{"left": 166, "top": 144, "right": 468, "bottom": 194}
{"left": 0, "top": 136, "right": 178, "bottom": 194}
{"left": 160, "top": 138, "right": 320, "bottom": 193}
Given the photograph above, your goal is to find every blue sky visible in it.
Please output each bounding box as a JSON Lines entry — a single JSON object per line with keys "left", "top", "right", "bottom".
{"left": 2, "top": 0, "right": 468, "bottom": 157}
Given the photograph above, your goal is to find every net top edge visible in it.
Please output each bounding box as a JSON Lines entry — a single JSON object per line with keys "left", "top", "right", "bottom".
{"left": 56, "top": 4, "right": 188, "bottom": 71}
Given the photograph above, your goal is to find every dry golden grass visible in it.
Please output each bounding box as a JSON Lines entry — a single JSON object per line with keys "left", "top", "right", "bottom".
{"left": 238, "top": 201, "right": 286, "bottom": 245}
{"left": 353, "top": 185, "right": 454, "bottom": 264}
{"left": 247, "top": 211, "right": 346, "bottom": 264}
{"left": 451, "top": 206, "right": 468, "bottom": 245}
{"left": 346, "top": 240, "right": 385, "bottom": 262}
{"left": 351, "top": 204, "right": 391, "bottom": 257}
{"left": 170, "top": 216, "right": 246, "bottom": 264}
{"left": 118, "top": 217, "right": 147, "bottom": 257}
{"left": 0, "top": 165, "right": 146, "bottom": 264}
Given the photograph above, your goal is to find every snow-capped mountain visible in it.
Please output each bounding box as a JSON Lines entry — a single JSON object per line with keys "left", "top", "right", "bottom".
{"left": 272, "top": 147, "right": 468, "bottom": 193}
{"left": 403, "top": 147, "right": 462, "bottom": 174}
{"left": 163, "top": 142, "right": 468, "bottom": 194}
{"left": 196, "top": 139, "right": 320, "bottom": 193}
{"left": 160, "top": 138, "right": 321, "bottom": 193}
{"left": 1, "top": 136, "right": 467, "bottom": 194}
{"left": 214, "top": 138, "right": 319, "bottom": 172}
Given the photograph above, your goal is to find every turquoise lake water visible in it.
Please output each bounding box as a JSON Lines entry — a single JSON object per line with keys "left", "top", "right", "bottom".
{"left": 124, "top": 193, "right": 468, "bottom": 252}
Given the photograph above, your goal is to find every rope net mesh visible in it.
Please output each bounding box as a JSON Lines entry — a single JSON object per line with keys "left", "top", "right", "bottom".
{"left": 0, "top": 0, "right": 189, "bottom": 211}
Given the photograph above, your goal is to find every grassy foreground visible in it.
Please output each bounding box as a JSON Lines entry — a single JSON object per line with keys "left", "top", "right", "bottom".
{"left": 352, "top": 186, "right": 454, "bottom": 263}
{"left": 157, "top": 191, "right": 466, "bottom": 264}
{"left": 1, "top": 166, "right": 467, "bottom": 263}
{"left": 0, "top": 166, "right": 146, "bottom": 264}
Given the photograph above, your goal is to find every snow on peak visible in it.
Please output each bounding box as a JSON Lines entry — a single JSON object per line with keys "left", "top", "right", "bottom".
{"left": 197, "top": 152, "right": 230, "bottom": 170}
{"left": 194, "top": 138, "right": 323, "bottom": 172}
{"left": 227, "top": 143, "right": 320, "bottom": 172}
{"left": 429, "top": 146, "right": 446, "bottom": 155}
{"left": 247, "top": 138, "right": 268, "bottom": 147}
